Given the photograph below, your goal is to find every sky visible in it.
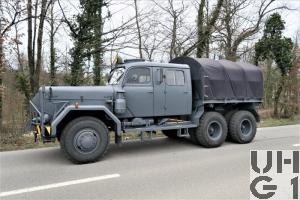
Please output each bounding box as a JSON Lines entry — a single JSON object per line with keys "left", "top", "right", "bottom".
{"left": 52, "top": 0, "right": 300, "bottom": 61}
{"left": 277, "top": 0, "right": 300, "bottom": 38}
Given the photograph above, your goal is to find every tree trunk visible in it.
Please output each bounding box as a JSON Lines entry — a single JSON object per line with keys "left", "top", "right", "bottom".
{"left": 196, "top": 0, "right": 205, "bottom": 58}
{"left": 291, "top": 63, "right": 300, "bottom": 114}
{"left": 170, "top": 16, "right": 177, "bottom": 60}
{"left": 265, "top": 59, "right": 273, "bottom": 107}
{"left": 196, "top": 0, "right": 224, "bottom": 58}
{"left": 134, "top": 0, "right": 143, "bottom": 59}
{"left": 225, "top": 51, "right": 237, "bottom": 61}
{"left": 14, "top": 25, "right": 23, "bottom": 72}
{"left": 49, "top": 34, "right": 55, "bottom": 85}
{"left": 49, "top": 0, "right": 56, "bottom": 86}
{"left": 225, "top": 44, "right": 238, "bottom": 61}
{"left": 34, "top": 0, "right": 48, "bottom": 92}
{"left": 204, "top": 0, "right": 210, "bottom": 58}
{"left": 0, "top": 35, "right": 3, "bottom": 129}
{"left": 32, "top": 0, "right": 38, "bottom": 70}
{"left": 93, "top": 0, "right": 103, "bottom": 85}
{"left": 27, "top": 0, "right": 35, "bottom": 95}
{"left": 273, "top": 73, "right": 286, "bottom": 117}
{"left": 70, "top": 43, "right": 84, "bottom": 86}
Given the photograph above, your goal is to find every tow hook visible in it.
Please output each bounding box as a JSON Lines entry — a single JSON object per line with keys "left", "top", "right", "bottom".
{"left": 33, "top": 125, "right": 41, "bottom": 143}
{"left": 34, "top": 131, "right": 38, "bottom": 143}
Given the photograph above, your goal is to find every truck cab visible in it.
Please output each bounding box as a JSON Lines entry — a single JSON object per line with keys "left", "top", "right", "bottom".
{"left": 109, "top": 62, "right": 192, "bottom": 118}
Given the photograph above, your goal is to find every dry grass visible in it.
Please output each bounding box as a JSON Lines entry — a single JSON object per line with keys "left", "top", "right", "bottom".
{"left": 258, "top": 114, "right": 300, "bottom": 128}
{"left": 0, "top": 133, "right": 58, "bottom": 151}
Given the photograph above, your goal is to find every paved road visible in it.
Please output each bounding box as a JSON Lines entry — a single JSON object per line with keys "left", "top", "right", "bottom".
{"left": 0, "top": 125, "right": 299, "bottom": 199}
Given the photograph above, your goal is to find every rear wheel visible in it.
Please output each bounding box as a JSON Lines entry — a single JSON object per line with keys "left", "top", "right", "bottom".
{"left": 60, "top": 117, "right": 109, "bottom": 164}
{"left": 224, "top": 110, "right": 237, "bottom": 141}
{"left": 190, "top": 112, "right": 227, "bottom": 147}
{"left": 229, "top": 111, "right": 256, "bottom": 143}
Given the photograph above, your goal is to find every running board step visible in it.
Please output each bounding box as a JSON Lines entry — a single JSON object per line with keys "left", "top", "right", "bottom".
{"left": 124, "top": 122, "right": 197, "bottom": 133}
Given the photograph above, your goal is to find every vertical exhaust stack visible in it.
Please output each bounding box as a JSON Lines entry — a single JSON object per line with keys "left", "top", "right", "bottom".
{"left": 40, "top": 86, "right": 46, "bottom": 138}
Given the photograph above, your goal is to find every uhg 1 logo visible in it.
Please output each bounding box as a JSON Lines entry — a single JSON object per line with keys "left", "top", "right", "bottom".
{"left": 250, "top": 150, "right": 299, "bottom": 199}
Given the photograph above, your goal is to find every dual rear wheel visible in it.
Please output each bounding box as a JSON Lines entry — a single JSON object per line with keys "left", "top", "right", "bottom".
{"left": 190, "top": 110, "right": 256, "bottom": 147}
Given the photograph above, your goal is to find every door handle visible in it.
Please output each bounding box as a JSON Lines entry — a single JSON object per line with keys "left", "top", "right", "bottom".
{"left": 147, "top": 91, "right": 153, "bottom": 93}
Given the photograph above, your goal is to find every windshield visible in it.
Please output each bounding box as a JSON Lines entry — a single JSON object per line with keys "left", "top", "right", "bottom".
{"left": 108, "top": 67, "right": 125, "bottom": 85}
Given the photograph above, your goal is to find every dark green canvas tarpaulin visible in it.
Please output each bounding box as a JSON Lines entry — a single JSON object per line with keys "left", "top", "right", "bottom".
{"left": 170, "top": 57, "right": 263, "bottom": 102}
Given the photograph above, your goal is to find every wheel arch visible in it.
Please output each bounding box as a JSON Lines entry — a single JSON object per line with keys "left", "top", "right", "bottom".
{"left": 52, "top": 105, "right": 121, "bottom": 141}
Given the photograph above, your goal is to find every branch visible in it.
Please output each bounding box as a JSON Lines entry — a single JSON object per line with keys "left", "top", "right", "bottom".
{"left": 57, "top": 0, "right": 78, "bottom": 37}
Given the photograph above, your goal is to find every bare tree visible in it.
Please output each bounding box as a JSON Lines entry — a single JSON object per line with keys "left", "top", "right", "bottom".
{"left": 153, "top": 0, "right": 186, "bottom": 60}
{"left": 182, "top": 0, "right": 224, "bottom": 57}
{"left": 215, "top": 0, "right": 290, "bottom": 61}
{"left": 137, "top": 11, "right": 167, "bottom": 61}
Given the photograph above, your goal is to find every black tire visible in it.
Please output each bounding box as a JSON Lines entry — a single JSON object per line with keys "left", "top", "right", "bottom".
{"left": 229, "top": 111, "right": 256, "bottom": 144}
{"left": 162, "top": 130, "right": 180, "bottom": 139}
{"left": 189, "top": 128, "right": 199, "bottom": 144}
{"left": 60, "top": 117, "right": 109, "bottom": 164}
{"left": 224, "top": 110, "right": 237, "bottom": 141}
{"left": 191, "top": 112, "right": 227, "bottom": 147}
{"left": 225, "top": 110, "right": 237, "bottom": 125}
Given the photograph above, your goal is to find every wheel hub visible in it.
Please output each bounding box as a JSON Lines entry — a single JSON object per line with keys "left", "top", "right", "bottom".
{"left": 207, "top": 121, "right": 222, "bottom": 139}
{"left": 240, "top": 119, "right": 252, "bottom": 136}
{"left": 74, "top": 129, "right": 99, "bottom": 153}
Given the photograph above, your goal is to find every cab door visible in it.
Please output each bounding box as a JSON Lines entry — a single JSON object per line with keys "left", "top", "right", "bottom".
{"left": 123, "top": 66, "right": 154, "bottom": 117}
{"left": 164, "top": 68, "right": 190, "bottom": 116}
{"left": 153, "top": 67, "right": 165, "bottom": 116}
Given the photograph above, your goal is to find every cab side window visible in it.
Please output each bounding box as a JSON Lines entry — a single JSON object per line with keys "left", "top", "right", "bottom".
{"left": 165, "top": 70, "right": 185, "bottom": 85}
{"left": 126, "top": 67, "right": 151, "bottom": 84}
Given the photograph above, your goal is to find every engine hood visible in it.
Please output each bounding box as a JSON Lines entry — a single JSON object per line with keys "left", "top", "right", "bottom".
{"left": 31, "top": 85, "right": 115, "bottom": 118}
{"left": 45, "top": 86, "right": 114, "bottom": 101}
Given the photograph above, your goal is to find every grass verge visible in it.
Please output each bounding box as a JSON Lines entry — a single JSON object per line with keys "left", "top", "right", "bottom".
{"left": 0, "top": 134, "right": 58, "bottom": 152}
{"left": 258, "top": 114, "right": 300, "bottom": 127}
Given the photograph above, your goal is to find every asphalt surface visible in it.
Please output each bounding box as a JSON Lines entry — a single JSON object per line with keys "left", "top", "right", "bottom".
{"left": 0, "top": 125, "right": 299, "bottom": 199}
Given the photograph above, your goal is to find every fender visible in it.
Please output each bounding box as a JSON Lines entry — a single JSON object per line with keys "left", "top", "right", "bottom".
{"left": 51, "top": 105, "right": 122, "bottom": 137}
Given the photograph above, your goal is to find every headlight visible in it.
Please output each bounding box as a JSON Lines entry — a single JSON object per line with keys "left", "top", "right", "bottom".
{"left": 31, "top": 113, "right": 51, "bottom": 124}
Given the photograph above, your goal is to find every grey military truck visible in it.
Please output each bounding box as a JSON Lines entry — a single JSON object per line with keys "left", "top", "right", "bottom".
{"left": 29, "top": 57, "right": 263, "bottom": 163}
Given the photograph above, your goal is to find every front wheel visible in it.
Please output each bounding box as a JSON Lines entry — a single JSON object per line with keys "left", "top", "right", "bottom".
{"left": 60, "top": 117, "right": 109, "bottom": 164}
{"left": 190, "top": 112, "right": 227, "bottom": 147}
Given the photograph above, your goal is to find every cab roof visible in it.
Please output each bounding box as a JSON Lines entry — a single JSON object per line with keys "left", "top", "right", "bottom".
{"left": 119, "top": 61, "right": 190, "bottom": 69}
